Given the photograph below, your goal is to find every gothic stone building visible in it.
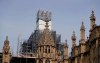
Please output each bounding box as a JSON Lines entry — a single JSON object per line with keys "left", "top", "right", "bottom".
{"left": 69, "top": 10, "right": 100, "bottom": 63}
{"left": 1, "top": 10, "right": 100, "bottom": 63}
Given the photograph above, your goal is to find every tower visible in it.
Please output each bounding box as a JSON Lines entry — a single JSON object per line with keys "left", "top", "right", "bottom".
{"left": 36, "top": 10, "right": 52, "bottom": 30}
{"left": 80, "top": 21, "right": 85, "bottom": 44}
{"left": 90, "top": 10, "right": 96, "bottom": 31}
{"left": 80, "top": 21, "right": 86, "bottom": 63}
{"left": 2, "top": 36, "right": 10, "bottom": 63}
{"left": 37, "top": 17, "right": 56, "bottom": 63}
{"left": 64, "top": 40, "right": 68, "bottom": 63}
{"left": 71, "top": 31, "right": 78, "bottom": 63}
{"left": 71, "top": 31, "right": 76, "bottom": 48}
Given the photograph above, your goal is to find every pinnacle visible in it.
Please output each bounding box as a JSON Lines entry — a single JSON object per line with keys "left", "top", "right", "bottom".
{"left": 71, "top": 31, "right": 76, "bottom": 40}
{"left": 80, "top": 21, "right": 85, "bottom": 30}
{"left": 90, "top": 10, "right": 96, "bottom": 20}
{"left": 6, "top": 36, "right": 8, "bottom": 41}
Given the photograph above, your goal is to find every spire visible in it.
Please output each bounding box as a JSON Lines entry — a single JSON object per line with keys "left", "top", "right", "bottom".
{"left": 90, "top": 0, "right": 96, "bottom": 20}
{"left": 71, "top": 31, "right": 76, "bottom": 40}
{"left": 90, "top": 10, "right": 96, "bottom": 20}
{"left": 92, "top": 0, "right": 94, "bottom": 13}
{"left": 90, "top": 3, "right": 96, "bottom": 30}
{"left": 80, "top": 21, "right": 85, "bottom": 43}
{"left": 80, "top": 20, "right": 85, "bottom": 31}
{"left": 90, "top": 10, "right": 96, "bottom": 30}
{"left": 6, "top": 36, "right": 8, "bottom": 41}
{"left": 71, "top": 31, "right": 76, "bottom": 48}
{"left": 91, "top": 0, "right": 95, "bottom": 19}
{"left": 63, "top": 40, "right": 68, "bottom": 63}
{"left": 4, "top": 36, "right": 9, "bottom": 45}
{"left": 64, "top": 40, "right": 68, "bottom": 47}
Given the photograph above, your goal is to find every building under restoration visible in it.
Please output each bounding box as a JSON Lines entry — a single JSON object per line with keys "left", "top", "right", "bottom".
{"left": 1, "top": 9, "right": 100, "bottom": 63}
{"left": 21, "top": 10, "right": 62, "bottom": 57}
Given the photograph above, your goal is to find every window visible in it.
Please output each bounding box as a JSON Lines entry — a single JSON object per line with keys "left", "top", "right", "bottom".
{"left": 39, "top": 59, "right": 43, "bottom": 63}
{"left": 40, "top": 47, "right": 41, "bottom": 52}
{"left": 45, "top": 46, "right": 50, "bottom": 53}
{"left": 45, "top": 47, "right": 47, "bottom": 53}
{"left": 48, "top": 46, "right": 50, "bottom": 53}
{"left": 98, "top": 46, "right": 100, "bottom": 56}
{"left": 45, "top": 59, "right": 50, "bottom": 63}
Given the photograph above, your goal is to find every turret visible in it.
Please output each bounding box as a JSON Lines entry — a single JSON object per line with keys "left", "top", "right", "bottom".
{"left": 2, "top": 36, "right": 10, "bottom": 63}
{"left": 71, "top": 31, "right": 76, "bottom": 48}
{"left": 80, "top": 21, "right": 85, "bottom": 43}
{"left": 90, "top": 10, "right": 96, "bottom": 31}
{"left": 37, "top": 17, "right": 56, "bottom": 63}
{"left": 64, "top": 40, "right": 68, "bottom": 63}
{"left": 79, "top": 21, "right": 86, "bottom": 63}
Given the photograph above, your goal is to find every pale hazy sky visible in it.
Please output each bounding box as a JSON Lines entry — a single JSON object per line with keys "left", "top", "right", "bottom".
{"left": 0, "top": 0, "right": 100, "bottom": 55}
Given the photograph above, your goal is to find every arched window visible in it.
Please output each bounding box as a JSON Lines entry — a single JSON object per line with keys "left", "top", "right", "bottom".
{"left": 40, "top": 47, "right": 41, "bottom": 52}
{"left": 48, "top": 46, "right": 50, "bottom": 53}
{"left": 45, "top": 47, "right": 47, "bottom": 53}
{"left": 45, "top": 59, "right": 50, "bottom": 63}
{"left": 39, "top": 59, "right": 43, "bottom": 63}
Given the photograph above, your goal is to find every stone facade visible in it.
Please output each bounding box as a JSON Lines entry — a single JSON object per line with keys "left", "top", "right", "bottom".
{"left": 69, "top": 10, "right": 100, "bottom": 63}
{"left": 36, "top": 18, "right": 68, "bottom": 63}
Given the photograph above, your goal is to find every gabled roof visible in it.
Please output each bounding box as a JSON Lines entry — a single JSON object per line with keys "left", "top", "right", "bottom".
{"left": 38, "top": 28, "right": 55, "bottom": 46}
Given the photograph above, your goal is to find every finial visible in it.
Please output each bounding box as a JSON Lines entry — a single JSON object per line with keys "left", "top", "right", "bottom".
{"left": 92, "top": 0, "right": 94, "bottom": 12}
{"left": 73, "top": 31, "right": 75, "bottom": 36}
{"left": 90, "top": 0, "right": 95, "bottom": 18}
{"left": 80, "top": 19, "right": 85, "bottom": 30}
{"left": 90, "top": 3, "right": 95, "bottom": 19}
{"left": 82, "top": 17, "right": 84, "bottom": 26}
{"left": 6, "top": 36, "right": 8, "bottom": 41}
{"left": 82, "top": 17, "right": 84, "bottom": 24}
{"left": 65, "top": 39, "right": 67, "bottom": 43}
{"left": 72, "top": 31, "right": 76, "bottom": 40}
{"left": 82, "top": 21, "right": 84, "bottom": 27}
{"left": 65, "top": 39, "right": 68, "bottom": 47}
{"left": 90, "top": 7, "right": 96, "bottom": 20}
{"left": 4, "top": 36, "right": 9, "bottom": 45}
{"left": 92, "top": 10, "right": 94, "bottom": 15}
{"left": 65, "top": 39, "right": 67, "bottom": 45}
